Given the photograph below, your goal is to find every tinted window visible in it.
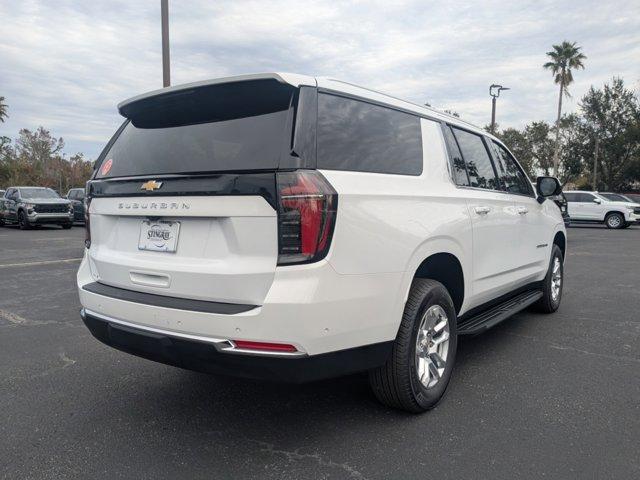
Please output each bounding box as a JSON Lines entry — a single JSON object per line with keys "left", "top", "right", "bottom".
{"left": 490, "top": 141, "right": 532, "bottom": 196}
{"left": 581, "top": 193, "right": 597, "bottom": 202}
{"left": 451, "top": 128, "right": 498, "bottom": 189}
{"left": 317, "top": 94, "right": 423, "bottom": 175}
{"left": 97, "top": 80, "right": 294, "bottom": 178}
{"left": 567, "top": 192, "right": 596, "bottom": 202}
{"left": 564, "top": 192, "right": 578, "bottom": 202}
{"left": 442, "top": 125, "right": 469, "bottom": 186}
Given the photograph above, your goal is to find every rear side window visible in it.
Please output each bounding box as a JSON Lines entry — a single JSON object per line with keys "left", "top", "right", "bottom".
{"left": 317, "top": 93, "right": 423, "bottom": 175}
{"left": 490, "top": 141, "right": 533, "bottom": 196}
{"left": 451, "top": 128, "right": 499, "bottom": 190}
{"left": 564, "top": 193, "right": 578, "bottom": 202}
{"left": 96, "top": 79, "right": 295, "bottom": 178}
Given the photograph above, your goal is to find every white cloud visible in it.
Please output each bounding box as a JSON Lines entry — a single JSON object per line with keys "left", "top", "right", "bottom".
{"left": 1, "top": 0, "right": 639, "bottom": 158}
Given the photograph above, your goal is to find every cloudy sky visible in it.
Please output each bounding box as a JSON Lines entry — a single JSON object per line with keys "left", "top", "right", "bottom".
{"left": 1, "top": 0, "right": 639, "bottom": 159}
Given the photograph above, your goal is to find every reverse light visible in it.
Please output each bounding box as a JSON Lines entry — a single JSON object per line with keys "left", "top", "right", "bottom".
{"left": 232, "top": 340, "right": 298, "bottom": 353}
{"left": 276, "top": 170, "right": 337, "bottom": 265}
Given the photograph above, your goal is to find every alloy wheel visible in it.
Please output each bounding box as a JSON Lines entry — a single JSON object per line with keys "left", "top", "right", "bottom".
{"left": 550, "top": 256, "right": 562, "bottom": 302}
{"left": 415, "top": 305, "right": 450, "bottom": 389}
{"left": 607, "top": 215, "right": 621, "bottom": 228}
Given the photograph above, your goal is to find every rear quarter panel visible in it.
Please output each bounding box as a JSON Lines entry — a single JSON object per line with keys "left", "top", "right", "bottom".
{"left": 320, "top": 118, "right": 473, "bottom": 322}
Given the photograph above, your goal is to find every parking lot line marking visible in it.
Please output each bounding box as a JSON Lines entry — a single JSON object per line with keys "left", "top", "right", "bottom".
{"left": 0, "top": 258, "right": 82, "bottom": 269}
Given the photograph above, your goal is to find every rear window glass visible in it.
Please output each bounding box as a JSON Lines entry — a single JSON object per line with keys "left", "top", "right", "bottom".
{"left": 317, "top": 93, "right": 423, "bottom": 175}
{"left": 97, "top": 80, "right": 294, "bottom": 178}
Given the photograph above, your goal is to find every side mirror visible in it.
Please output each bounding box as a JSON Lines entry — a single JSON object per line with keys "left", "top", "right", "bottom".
{"left": 536, "top": 176, "right": 562, "bottom": 204}
{"left": 593, "top": 198, "right": 601, "bottom": 204}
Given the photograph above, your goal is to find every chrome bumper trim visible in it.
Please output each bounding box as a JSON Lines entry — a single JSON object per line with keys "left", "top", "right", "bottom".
{"left": 81, "top": 308, "right": 307, "bottom": 358}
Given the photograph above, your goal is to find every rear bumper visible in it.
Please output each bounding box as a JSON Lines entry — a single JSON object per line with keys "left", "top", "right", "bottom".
{"left": 81, "top": 308, "right": 392, "bottom": 383}
{"left": 77, "top": 250, "right": 404, "bottom": 361}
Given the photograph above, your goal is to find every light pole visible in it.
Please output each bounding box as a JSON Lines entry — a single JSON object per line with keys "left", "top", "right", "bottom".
{"left": 489, "top": 84, "right": 509, "bottom": 134}
{"left": 161, "top": 0, "right": 170, "bottom": 87}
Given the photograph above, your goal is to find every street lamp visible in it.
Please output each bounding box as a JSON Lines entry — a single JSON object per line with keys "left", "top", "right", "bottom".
{"left": 489, "top": 84, "right": 509, "bottom": 134}
{"left": 161, "top": 0, "right": 170, "bottom": 87}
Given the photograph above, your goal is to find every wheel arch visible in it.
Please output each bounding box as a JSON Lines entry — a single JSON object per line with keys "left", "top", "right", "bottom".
{"left": 413, "top": 252, "right": 465, "bottom": 314}
{"left": 553, "top": 231, "right": 566, "bottom": 260}
{"left": 605, "top": 209, "right": 625, "bottom": 218}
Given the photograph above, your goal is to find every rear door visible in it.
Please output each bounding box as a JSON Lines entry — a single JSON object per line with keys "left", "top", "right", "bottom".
{"left": 443, "top": 125, "right": 519, "bottom": 305}
{"left": 87, "top": 79, "right": 297, "bottom": 306}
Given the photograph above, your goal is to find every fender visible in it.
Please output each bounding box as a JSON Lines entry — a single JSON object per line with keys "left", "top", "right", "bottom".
{"left": 392, "top": 235, "right": 471, "bottom": 325}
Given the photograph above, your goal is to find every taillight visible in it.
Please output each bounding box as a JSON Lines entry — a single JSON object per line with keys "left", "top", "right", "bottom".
{"left": 276, "top": 170, "right": 337, "bottom": 265}
{"left": 84, "top": 183, "right": 91, "bottom": 249}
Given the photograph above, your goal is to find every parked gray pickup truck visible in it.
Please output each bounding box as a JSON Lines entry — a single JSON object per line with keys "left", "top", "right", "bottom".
{"left": 0, "top": 186, "right": 74, "bottom": 229}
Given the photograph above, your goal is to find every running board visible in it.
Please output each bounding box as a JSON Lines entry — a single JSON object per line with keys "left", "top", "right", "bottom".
{"left": 457, "top": 290, "right": 543, "bottom": 335}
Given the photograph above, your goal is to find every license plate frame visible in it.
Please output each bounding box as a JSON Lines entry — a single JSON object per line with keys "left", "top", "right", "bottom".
{"left": 138, "top": 220, "right": 180, "bottom": 253}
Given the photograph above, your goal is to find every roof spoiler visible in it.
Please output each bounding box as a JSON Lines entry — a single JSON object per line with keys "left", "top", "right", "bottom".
{"left": 117, "top": 73, "right": 315, "bottom": 119}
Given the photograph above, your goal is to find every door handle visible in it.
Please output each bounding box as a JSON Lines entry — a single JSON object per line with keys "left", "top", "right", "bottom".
{"left": 517, "top": 206, "right": 529, "bottom": 215}
{"left": 474, "top": 206, "right": 491, "bottom": 215}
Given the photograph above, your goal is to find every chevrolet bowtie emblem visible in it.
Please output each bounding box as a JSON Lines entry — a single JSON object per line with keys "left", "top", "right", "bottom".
{"left": 141, "top": 180, "right": 163, "bottom": 191}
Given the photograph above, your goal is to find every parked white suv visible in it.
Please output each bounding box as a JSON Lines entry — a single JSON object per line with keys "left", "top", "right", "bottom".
{"left": 78, "top": 73, "right": 566, "bottom": 412}
{"left": 564, "top": 190, "right": 640, "bottom": 228}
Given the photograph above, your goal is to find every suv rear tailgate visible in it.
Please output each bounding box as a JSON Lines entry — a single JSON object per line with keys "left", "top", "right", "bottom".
{"left": 88, "top": 193, "right": 277, "bottom": 305}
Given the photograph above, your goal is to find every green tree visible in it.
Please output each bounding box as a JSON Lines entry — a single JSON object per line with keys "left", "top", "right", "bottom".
{"left": 15, "top": 127, "right": 65, "bottom": 167}
{"left": 524, "top": 121, "right": 556, "bottom": 175}
{"left": 495, "top": 127, "right": 534, "bottom": 177}
{"left": 1, "top": 127, "right": 94, "bottom": 191}
{"left": 557, "top": 114, "right": 588, "bottom": 184}
{"left": 543, "top": 41, "right": 586, "bottom": 177}
{"left": 579, "top": 78, "right": 640, "bottom": 190}
{"left": 0, "top": 96, "right": 7, "bottom": 123}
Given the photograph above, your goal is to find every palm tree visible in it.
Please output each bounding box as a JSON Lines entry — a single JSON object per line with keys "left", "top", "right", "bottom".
{"left": 0, "top": 96, "right": 7, "bottom": 123}
{"left": 543, "top": 41, "right": 586, "bottom": 177}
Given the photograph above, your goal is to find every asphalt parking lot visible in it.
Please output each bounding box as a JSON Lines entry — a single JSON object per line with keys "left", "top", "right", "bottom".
{"left": 1, "top": 224, "right": 639, "bottom": 479}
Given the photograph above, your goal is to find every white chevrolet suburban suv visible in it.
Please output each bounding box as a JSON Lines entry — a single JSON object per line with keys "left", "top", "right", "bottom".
{"left": 78, "top": 73, "right": 566, "bottom": 412}
{"left": 564, "top": 190, "right": 640, "bottom": 228}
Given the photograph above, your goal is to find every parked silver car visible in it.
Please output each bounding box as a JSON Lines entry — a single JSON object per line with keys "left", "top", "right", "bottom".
{"left": 0, "top": 186, "right": 74, "bottom": 229}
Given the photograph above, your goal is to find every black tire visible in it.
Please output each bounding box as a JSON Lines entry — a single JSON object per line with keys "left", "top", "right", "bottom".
{"left": 18, "top": 210, "right": 31, "bottom": 230}
{"left": 605, "top": 212, "right": 624, "bottom": 229}
{"left": 533, "top": 244, "right": 563, "bottom": 313}
{"left": 621, "top": 222, "right": 631, "bottom": 229}
{"left": 62, "top": 223, "right": 73, "bottom": 229}
{"left": 369, "top": 279, "right": 458, "bottom": 413}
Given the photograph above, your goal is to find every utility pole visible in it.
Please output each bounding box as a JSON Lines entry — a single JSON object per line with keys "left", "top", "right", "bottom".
{"left": 489, "top": 84, "right": 510, "bottom": 134}
{"left": 161, "top": 0, "right": 170, "bottom": 87}
{"left": 592, "top": 137, "right": 599, "bottom": 190}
